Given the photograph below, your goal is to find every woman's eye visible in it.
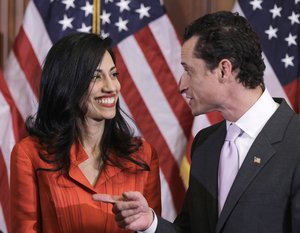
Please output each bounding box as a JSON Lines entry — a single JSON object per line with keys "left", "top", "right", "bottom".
{"left": 92, "top": 73, "right": 102, "bottom": 81}
{"left": 112, "top": 72, "right": 119, "bottom": 79}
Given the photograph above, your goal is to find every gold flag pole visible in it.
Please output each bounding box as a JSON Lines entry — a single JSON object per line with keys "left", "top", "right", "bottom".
{"left": 92, "top": 0, "right": 100, "bottom": 34}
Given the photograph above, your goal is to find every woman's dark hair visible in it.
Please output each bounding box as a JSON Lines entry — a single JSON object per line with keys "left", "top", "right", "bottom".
{"left": 184, "top": 11, "right": 266, "bottom": 89}
{"left": 26, "top": 32, "right": 149, "bottom": 172}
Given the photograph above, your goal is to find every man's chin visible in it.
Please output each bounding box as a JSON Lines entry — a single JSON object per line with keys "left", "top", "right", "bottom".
{"left": 191, "top": 109, "right": 202, "bottom": 116}
{"left": 191, "top": 108, "right": 213, "bottom": 116}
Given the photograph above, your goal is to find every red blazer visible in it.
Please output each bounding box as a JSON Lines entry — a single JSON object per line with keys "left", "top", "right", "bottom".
{"left": 10, "top": 137, "right": 161, "bottom": 233}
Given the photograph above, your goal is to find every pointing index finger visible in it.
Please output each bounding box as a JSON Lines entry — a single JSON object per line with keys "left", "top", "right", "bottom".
{"left": 92, "top": 193, "right": 123, "bottom": 204}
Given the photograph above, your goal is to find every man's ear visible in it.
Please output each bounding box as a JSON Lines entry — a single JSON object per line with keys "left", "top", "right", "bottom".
{"left": 218, "top": 59, "right": 233, "bottom": 80}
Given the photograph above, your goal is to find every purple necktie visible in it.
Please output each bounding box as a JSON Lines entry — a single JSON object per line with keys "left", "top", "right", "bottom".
{"left": 218, "top": 123, "right": 242, "bottom": 214}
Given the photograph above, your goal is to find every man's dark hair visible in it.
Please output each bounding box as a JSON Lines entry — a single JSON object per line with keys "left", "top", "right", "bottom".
{"left": 184, "top": 11, "right": 265, "bottom": 89}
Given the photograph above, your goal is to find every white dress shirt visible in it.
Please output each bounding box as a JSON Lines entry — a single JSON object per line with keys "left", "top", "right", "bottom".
{"left": 140, "top": 89, "right": 279, "bottom": 233}
{"left": 231, "top": 89, "right": 279, "bottom": 168}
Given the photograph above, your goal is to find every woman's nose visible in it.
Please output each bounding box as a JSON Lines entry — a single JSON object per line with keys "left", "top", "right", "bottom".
{"left": 102, "top": 77, "right": 117, "bottom": 92}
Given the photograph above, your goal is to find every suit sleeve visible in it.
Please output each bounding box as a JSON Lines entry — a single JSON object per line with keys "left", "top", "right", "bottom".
{"left": 10, "top": 142, "right": 40, "bottom": 233}
{"left": 142, "top": 142, "right": 162, "bottom": 216}
{"left": 155, "top": 186, "right": 193, "bottom": 233}
{"left": 156, "top": 127, "right": 219, "bottom": 233}
{"left": 292, "top": 159, "right": 300, "bottom": 232}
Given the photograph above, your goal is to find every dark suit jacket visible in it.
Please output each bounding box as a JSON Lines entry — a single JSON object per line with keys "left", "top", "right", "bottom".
{"left": 156, "top": 98, "right": 300, "bottom": 233}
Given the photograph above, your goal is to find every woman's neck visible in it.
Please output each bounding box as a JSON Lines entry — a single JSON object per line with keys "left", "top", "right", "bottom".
{"left": 78, "top": 119, "right": 105, "bottom": 159}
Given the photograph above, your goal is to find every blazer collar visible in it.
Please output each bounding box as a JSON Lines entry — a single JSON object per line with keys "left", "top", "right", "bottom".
{"left": 68, "top": 141, "right": 134, "bottom": 193}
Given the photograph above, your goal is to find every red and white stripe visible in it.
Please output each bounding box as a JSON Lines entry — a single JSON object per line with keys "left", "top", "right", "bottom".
{"left": 0, "top": 2, "right": 52, "bottom": 232}
{"left": 0, "top": 70, "right": 13, "bottom": 233}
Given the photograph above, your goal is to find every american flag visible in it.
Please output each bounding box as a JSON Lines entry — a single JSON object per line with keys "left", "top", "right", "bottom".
{"left": 233, "top": 0, "right": 300, "bottom": 112}
{"left": 0, "top": 0, "right": 195, "bottom": 232}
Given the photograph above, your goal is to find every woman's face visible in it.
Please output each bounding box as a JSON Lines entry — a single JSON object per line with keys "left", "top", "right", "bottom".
{"left": 84, "top": 51, "right": 121, "bottom": 123}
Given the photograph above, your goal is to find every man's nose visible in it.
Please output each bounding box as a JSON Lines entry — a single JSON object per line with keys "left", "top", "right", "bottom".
{"left": 178, "top": 74, "right": 188, "bottom": 94}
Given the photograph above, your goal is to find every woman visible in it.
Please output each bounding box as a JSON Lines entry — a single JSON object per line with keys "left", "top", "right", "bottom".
{"left": 10, "top": 33, "right": 161, "bottom": 233}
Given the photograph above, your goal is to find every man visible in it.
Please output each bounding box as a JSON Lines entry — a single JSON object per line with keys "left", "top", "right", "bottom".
{"left": 93, "top": 11, "right": 300, "bottom": 233}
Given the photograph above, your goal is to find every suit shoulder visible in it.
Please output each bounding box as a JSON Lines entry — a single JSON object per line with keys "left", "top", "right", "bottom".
{"left": 193, "top": 121, "right": 224, "bottom": 144}
{"left": 191, "top": 121, "right": 225, "bottom": 153}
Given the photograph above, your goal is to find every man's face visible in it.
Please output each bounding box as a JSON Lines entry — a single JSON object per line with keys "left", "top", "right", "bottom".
{"left": 179, "top": 36, "right": 223, "bottom": 116}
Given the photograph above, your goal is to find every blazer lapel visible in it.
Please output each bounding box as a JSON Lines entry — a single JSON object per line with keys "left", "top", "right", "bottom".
{"left": 68, "top": 142, "right": 134, "bottom": 193}
{"left": 216, "top": 98, "right": 294, "bottom": 233}
{"left": 68, "top": 142, "right": 98, "bottom": 193}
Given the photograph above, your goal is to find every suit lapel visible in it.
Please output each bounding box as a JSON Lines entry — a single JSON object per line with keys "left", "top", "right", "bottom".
{"left": 216, "top": 99, "right": 294, "bottom": 232}
{"left": 191, "top": 121, "right": 226, "bottom": 231}
{"left": 216, "top": 132, "right": 275, "bottom": 232}
{"left": 205, "top": 123, "right": 227, "bottom": 231}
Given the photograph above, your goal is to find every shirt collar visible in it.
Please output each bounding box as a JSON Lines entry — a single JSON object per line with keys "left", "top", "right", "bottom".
{"left": 227, "top": 89, "right": 279, "bottom": 138}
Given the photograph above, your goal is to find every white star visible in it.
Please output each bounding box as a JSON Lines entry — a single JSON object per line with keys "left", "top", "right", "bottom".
{"left": 81, "top": 1, "right": 93, "bottom": 17}
{"left": 77, "top": 23, "right": 92, "bottom": 33}
{"left": 296, "top": 0, "right": 300, "bottom": 4}
{"left": 265, "top": 25, "right": 278, "bottom": 40}
{"left": 58, "top": 14, "right": 74, "bottom": 31}
{"left": 281, "top": 54, "right": 294, "bottom": 68}
{"left": 135, "top": 4, "right": 151, "bottom": 19}
{"left": 116, "top": 0, "right": 131, "bottom": 13}
{"left": 250, "top": 0, "right": 263, "bottom": 10}
{"left": 101, "top": 10, "right": 111, "bottom": 25}
{"left": 285, "top": 33, "right": 298, "bottom": 47}
{"left": 62, "top": 0, "right": 75, "bottom": 10}
{"left": 288, "top": 11, "right": 300, "bottom": 25}
{"left": 101, "top": 30, "right": 110, "bottom": 39}
{"left": 105, "top": 0, "right": 114, "bottom": 3}
{"left": 269, "top": 4, "right": 282, "bottom": 19}
{"left": 115, "top": 17, "right": 129, "bottom": 32}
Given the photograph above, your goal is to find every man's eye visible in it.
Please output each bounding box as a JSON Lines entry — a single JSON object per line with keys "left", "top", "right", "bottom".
{"left": 184, "top": 69, "right": 191, "bottom": 76}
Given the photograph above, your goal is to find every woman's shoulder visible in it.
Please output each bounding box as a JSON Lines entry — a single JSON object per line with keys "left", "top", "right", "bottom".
{"left": 136, "top": 138, "right": 158, "bottom": 161}
{"left": 11, "top": 136, "right": 41, "bottom": 159}
{"left": 15, "top": 135, "right": 40, "bottom": 148}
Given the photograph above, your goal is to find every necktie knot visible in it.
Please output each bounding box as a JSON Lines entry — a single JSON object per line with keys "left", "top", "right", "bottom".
{"left": 225, "top": 123, "right": 242, "bottom": 142}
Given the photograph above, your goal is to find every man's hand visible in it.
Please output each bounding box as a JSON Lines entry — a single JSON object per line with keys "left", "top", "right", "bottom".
{"left": 92, "top": 191, "right": 154, "bottom": 231}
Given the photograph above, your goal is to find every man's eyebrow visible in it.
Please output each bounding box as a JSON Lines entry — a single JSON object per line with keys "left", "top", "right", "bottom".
{"left": 181, "top": 62, "right": 187, "bottom": 67}
{"left": 181, "top": 62, "right": 191, "bottom": 69}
